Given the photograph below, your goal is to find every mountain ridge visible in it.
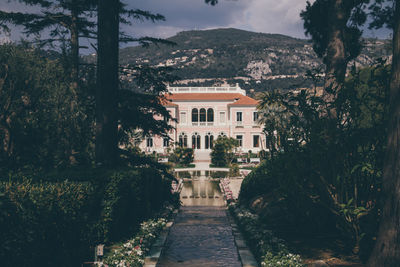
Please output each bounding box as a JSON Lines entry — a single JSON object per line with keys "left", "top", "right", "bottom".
{"left": 114, "top": 28, "right": 392, "bottom": 91}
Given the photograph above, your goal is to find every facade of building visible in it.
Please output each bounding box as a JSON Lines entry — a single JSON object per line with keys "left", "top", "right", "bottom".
{"left": 140, "top": 84, "right": 266, "bottom": 153}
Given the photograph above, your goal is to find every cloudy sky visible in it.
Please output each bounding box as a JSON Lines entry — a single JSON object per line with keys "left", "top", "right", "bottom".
{"left": 0, "top": 0, "right": 392, "bottom": 48}
{"left": 121, "top": 0, "right": 391, "bottom": 40}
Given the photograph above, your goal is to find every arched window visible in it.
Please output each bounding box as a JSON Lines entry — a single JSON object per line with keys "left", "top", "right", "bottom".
{"left": 146, "top": 136, "right": 153, "bottom": 147}
{"left": 205, "top": 132, "right": 214, "bottom": 149}
{"left": 207, "top": 108, "right": 214, "bottom": 122}
{"left": 218, "top": 132, "right": 226, "bottom": 138}
{"left": 192, "top": 132, "right": 201, "bottom": 149}
{"left": 192, "top": 108, "right": 198, "bottom": 122}
{"left": 200, "top": 108, "right": 206, "bottom": 122}
{"left": 179, "top": 132, "right": 188, "bottom": 147}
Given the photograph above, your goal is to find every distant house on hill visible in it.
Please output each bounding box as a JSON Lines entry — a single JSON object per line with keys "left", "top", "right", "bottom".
{"left": 139, "top": 84, "right": 266, "bottom": 153}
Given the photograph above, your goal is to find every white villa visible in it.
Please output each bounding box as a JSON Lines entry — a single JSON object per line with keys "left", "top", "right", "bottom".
{"left": 139, "top": 84, "right": 266, "bottom": 153}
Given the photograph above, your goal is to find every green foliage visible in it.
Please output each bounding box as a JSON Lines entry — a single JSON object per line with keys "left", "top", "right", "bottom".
{"left": 0, "top": 179, "right": 95, "bottom": 267}
{"left": 0, "top": 167, "right": 175, "bottom": 267}
{"left": 301, "top": 0, "right": 368, "bottom": 60}
{"left": 103, "top": 218, "right": 167, "bottom": 267}
{"left": 229, "top": 163, "right": 240, "bottom": 177}
{"left": 242, "top": 62, "right": 390, "bottom": 258}
{"left": 0, "top": 44, "right": 95, "bottom": 170}
{"left": 168, "top": 147, "right": 194, "bottom": 166}
{"left": 229, "top": 203, "right": 304, "bottom": 267}
{"left": 111, "top": 28, "right": 391, "bottom": 92}
{"left": 210, "top": 136, "right": 239, "bottom": 167}
{"left": 118, "top": 65, "right": 178, "bottom": 142}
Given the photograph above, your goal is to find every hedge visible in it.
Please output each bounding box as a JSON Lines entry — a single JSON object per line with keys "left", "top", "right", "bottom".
{"left": 0, "top": 167, "right": 174, "bottom": 267}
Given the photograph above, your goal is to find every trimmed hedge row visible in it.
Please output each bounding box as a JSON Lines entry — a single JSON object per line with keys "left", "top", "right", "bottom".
{"left": 0, "top": 167, "right": 174, "bottom": 267}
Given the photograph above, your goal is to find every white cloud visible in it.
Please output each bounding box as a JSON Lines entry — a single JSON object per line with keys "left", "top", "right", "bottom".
{"left": 228, "top": 0, "right": 311, "bottom": 38}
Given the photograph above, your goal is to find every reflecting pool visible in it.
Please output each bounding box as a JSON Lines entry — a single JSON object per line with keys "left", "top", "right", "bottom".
{"left": 175, "top": 170, "right": 243, "bottom": 206}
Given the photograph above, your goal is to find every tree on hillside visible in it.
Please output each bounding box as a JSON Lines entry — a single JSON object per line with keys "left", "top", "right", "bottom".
{"left": 0, "top": 0, "right": 97, "bottom": 94}
{"left": 367, "top": 1, "right": 400, "bottom": 265}
{"left": 301, "top": 0, "right": 369, "bottom": 115}
{"left": 0, "top": 0, "right": 99, "bottom": 164}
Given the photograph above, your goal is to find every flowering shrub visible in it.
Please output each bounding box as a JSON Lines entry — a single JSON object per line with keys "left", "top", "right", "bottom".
{"left": 101, "top": 218, "right": 167, "bottom": 267}
{"left": 262, "top": 252, "right": 303, "bottom": 267}
{"left": 219, "top": 178, "right": 234, "bottom": 202}
{"left": 229, "top": 203, "right": 304, "bottom": 267}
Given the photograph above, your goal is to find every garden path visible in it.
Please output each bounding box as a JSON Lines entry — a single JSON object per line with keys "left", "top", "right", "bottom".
{"left": 156, "top": 206, "right": 241, "bottom": 267}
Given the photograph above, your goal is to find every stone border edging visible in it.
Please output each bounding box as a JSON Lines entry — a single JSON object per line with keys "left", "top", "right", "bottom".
{"left": 143, "top": 209, "right": 179, "bottom": 267}
{"left": 226, "top": 208, "right": 259, "bottom": 267}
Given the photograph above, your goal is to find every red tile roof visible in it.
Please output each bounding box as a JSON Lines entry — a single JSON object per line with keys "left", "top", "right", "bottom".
{"left": 164, "top": 93, "right": 259, "bottom": 106}
{"left": 228, "top": 96, "right": 259, "bottom": 106}
{"left": 159, "top": 97, "right": 178, "bottom": 107}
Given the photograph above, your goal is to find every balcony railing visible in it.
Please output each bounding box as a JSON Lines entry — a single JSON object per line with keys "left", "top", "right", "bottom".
{"left": 191, "top": 122, "right": 214, "bottom": 126}
{"left": 167, "top": 84, "right": 246, "bottom": 95}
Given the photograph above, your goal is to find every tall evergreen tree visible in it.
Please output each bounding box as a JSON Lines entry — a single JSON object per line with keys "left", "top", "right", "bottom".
{"left": 0, "top": 0, "right": 97, "bottom": 93}
{"left": 95, "top": 1, "right": 213, "bottom": 165}
{"left": 95, "top": 0, "right": 119, "bottom": 166}
{"left": 301, "top": 0, "right": 368, "bottom": 114}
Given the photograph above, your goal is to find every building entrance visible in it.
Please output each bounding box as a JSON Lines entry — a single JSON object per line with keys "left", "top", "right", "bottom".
{"left": 205, "top": 133, "right": 214, "bottom": 149}
{"left": 192, "top": 133, "right": 201, "bottom": 149}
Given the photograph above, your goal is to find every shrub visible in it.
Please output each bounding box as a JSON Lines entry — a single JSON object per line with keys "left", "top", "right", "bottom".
{"left": 102, "top": 217, "right": 168, "bottom": 267}
{"left": 0, "top": 179, "right": 96, "bottom": 267}
{"left": 168, "top": 147, "right": 194, "bottom": 166}
{"left": 229, "top": 163, "right": 240, "bottom": 177}
{"left": 0, "top": 167, "right": 174, "bottom": 267}
{"left": 229, "top": 203, "right": 304, "bottom": 267}
{"left": 210, "top": 136, "right": 239, "bottom": 167}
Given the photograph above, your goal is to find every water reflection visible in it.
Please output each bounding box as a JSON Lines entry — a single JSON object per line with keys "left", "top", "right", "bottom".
{"left": 175, "top": 170, "right": 228, "bottom": 179}
{"left": 176, "top": 170, "right": 227, "bottom": 206}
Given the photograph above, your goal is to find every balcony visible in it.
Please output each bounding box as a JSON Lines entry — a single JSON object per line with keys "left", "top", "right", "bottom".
{"left": 191, "top": 122, "right": 214, "bottom": 126}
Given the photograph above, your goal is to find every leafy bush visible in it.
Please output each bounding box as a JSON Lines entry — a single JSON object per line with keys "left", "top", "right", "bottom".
{"left": 229, "top": 163, "right": 240, "bottom": 177}
{"left": 0, "top": 179, "right": 96, "bottom": 267}
{"left": 0, "top": 44, "right": 95, "bottom": 170}
{"left": 210, "top": 136, "right": 239, "bottom": 167}
{"left": 98, "top": 168, "right": 173, "bottom": 243}
{"left": 168, "top": 147, "right": 194, "bottom": 166}
{"left": 242, "top": 63, "right": 389, "bottom": 258}
{"left": 102, "top": 217, "right": 168, "bottom": 267}
{"left": 229, "top": 203, "right": 304, "bottom": 267}
{"left": 0, "top": 167, "right": 175, "bottom": 267}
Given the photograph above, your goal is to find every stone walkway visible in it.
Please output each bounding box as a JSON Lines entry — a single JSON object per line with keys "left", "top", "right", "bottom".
{"left": 156, "top": 206, "right": 242, "bottom": 267}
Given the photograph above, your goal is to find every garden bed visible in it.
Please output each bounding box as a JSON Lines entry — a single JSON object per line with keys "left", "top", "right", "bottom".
{"left": 228, "top": 203, "right": 304, "bottom": 267}
{"left": 99, "top": 204, "right": 177, "bottom": 267}
{"left": 173, "top": 163, "right": 195, "bottom": 169}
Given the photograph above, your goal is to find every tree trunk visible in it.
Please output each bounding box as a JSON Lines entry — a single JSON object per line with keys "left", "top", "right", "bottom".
{"left": 70, "top": 2, "right": 79, "bottom": 97}
{"left": 95, "top": 0, "right": 119, "bottom": 166}
{"left": 367, "top": 1, "right": 400, "bottom": 265}
{"left": 323, "top": 0, "right": 354, "bottom": 116}
{"left": 68, "top": 2, "right": 80, "bottom": 164}
{"left": 0, "top": 124, "right": 11, "bottom": 156}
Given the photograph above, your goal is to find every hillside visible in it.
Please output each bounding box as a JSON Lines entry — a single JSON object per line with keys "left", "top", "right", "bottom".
{"left": 117, "top": 28, "right": 391, "bottom": 92}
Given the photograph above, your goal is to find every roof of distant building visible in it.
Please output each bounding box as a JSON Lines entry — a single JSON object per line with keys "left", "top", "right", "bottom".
{"left": 164, "top": 93, "right": 259, "bottom": 106}
{"left": 159, "top": 97, "right": 178, "bottom": 107}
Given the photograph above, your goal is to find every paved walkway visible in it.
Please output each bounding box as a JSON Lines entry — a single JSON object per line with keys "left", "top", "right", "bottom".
{"left": 156, "top": 206, "right": 242, "bottom": 267}
{"left": 193, "top": 150, "right": 211, "bottom": 163}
